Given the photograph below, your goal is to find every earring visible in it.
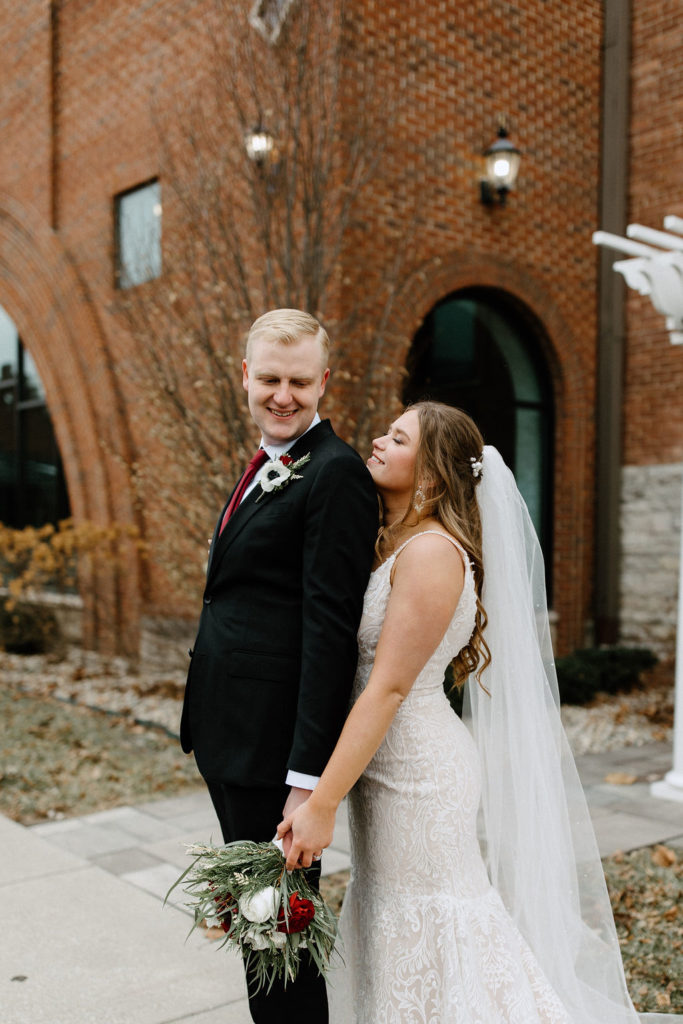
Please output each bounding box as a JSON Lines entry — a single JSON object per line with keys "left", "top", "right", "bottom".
{"left": 413, "top": 485, "right": 426, "bottom": 515}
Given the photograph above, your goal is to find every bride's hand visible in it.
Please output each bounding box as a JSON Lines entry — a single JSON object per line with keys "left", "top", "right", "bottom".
{"left": 277, "top": 798, "right": 336, "bottom": 871}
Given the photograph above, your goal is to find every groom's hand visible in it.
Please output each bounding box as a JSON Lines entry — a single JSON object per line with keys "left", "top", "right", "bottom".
{"left": 280, "top": 786, "right": 313, "bottom": 858}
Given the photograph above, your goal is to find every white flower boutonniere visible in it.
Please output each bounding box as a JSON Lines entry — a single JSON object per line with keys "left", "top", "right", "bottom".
{"left": 255, "top": 452, "right": 311, "bottom": 501}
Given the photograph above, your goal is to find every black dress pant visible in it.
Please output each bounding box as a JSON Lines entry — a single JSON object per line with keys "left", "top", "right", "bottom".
{"left": 206, "top": 781, "right": 328, "bottom": 1024}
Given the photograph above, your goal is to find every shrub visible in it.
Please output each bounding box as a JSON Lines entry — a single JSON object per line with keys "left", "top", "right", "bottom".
{"left": 0, "top": 602, "right": 62, "bottom": 655}
{"left": 556, "top": 646, "right": 657, "bottom": 706}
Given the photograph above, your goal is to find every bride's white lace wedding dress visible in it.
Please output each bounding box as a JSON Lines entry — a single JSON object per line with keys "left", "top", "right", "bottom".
{"left": 328, "top": 531, "right": 571, "bottom": 1024}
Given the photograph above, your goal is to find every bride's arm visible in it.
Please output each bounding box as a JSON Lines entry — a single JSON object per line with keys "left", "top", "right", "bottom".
{"left": 277, "top": 533, "right": 464, "bottom": 870}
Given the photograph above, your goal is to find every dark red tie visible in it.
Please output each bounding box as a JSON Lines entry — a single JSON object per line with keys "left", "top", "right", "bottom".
{"left": 219, "top": 449, "right": 269, "bottom": 535}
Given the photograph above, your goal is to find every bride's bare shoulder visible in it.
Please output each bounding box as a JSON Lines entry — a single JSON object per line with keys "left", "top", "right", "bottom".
{"left": 390, "top": 528, "right": 465, "bottom": 586}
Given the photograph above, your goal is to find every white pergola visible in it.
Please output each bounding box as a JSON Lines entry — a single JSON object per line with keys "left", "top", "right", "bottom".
{"left": 593, "top": 215, "right": 683, "bottom": 802}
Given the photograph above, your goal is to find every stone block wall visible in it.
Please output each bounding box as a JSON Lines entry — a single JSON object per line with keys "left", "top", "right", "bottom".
{"left": 620, "top": 462, "right": 682, "bottom": 656}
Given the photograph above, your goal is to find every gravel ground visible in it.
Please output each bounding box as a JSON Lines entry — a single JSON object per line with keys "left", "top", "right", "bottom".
{"left": 1, "top": 647, "right": 680, "bottom": 1014}
{"left": 0, "top": 646, "right": 675, "bottom": 755}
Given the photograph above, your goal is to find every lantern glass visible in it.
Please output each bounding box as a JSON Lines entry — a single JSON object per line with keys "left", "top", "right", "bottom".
{"left": 245, "top": 127, "right": 274, "bottom": 163}
{"left": 483, "top": 129, "right": 521, "bottom": 191}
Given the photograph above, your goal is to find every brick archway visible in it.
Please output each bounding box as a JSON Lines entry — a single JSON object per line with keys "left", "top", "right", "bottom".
{"left": 381, "top": 252, "right": 593, "bottom": 655}
{"left": 0, "top": 192, "right": 140, "bottom": 654}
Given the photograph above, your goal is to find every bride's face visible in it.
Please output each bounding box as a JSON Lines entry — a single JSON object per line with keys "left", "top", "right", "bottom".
{"left": 367, "top": 409, "right": 420, "bottom": 501}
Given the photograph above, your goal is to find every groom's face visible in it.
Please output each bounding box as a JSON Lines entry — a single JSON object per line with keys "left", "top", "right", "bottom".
{"left": 242, "top": 334, "right": 330, "bottom": 447}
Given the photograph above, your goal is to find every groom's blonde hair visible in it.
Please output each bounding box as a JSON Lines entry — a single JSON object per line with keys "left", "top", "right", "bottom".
{"left": 245, "top": 309, "right": 330, "bottom": 370}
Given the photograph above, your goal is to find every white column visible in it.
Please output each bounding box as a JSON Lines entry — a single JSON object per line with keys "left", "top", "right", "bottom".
{"left": 651, "top": 466, "right": 683, "bottom": 802}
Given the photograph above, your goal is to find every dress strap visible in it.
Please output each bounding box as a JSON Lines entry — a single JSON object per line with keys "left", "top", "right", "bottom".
{"left": 392, "top": 530, "right": 470, "bottom": 571}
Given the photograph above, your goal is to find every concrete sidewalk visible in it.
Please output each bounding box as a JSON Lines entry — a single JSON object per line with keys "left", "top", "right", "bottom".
{"left": 2, "top": 741, "right": 683, "bottom": 1024}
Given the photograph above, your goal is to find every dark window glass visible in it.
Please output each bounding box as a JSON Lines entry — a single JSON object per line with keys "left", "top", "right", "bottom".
{"left": 403, "top": 287, "right": 554, "bottom": 585}
{"left": 0, "top": 305, "right": 70, "bottom": 528}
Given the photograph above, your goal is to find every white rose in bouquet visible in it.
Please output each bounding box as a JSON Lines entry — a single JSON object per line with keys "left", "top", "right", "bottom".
{"left": 269, "top": 930, "right": 287, "bottom": 949}
{"left": 239, "top": 886, "right": 280, "bottom": 923}
{"left": 244, "top": 928, "right": 270, "bottom": 950}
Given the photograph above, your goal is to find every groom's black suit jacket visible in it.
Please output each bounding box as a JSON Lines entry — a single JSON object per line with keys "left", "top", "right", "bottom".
{"left": 180, "top": 419, "right": 378, "bottom": 789}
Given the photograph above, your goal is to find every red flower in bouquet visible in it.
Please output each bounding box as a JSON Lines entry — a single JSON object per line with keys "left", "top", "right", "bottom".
{"left": 212, "top": 890, "right": 236, "bottom": 934}
{"left": 277, "top": 891, "right": 315, "bottom": 934}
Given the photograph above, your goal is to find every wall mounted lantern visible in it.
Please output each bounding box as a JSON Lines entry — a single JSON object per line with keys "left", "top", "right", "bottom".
{"left": 244, "top": 125, "right": 275, "bottom": 166}
{"left": 480, "top": 126, "right": 521, "bottom": 206}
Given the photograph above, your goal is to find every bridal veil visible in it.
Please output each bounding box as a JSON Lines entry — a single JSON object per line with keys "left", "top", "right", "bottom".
{"left": 467, "top": 445, "right": 680, "bottom": 1024}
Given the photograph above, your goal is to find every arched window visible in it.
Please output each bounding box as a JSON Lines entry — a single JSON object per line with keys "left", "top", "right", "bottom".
{"left": 403, "top": 287, "right": 554, "bottom": 581}
{"left": 0, "top": 305, "right": 70, "bottom": 527}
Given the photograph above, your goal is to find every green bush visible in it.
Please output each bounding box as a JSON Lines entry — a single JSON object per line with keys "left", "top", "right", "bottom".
{"left": 0, "top": 602, "right": 62, "bottom": 655}
{"left": 442, "top": 646, "right": 657, "bottom": 711}
{"left": 556, "top": 646, "right": 657, "bottom": 706}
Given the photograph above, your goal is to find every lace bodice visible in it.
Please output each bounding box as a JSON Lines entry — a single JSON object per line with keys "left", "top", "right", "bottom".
{"left": 355, "top": 530, "right": 477, "bottom": 699}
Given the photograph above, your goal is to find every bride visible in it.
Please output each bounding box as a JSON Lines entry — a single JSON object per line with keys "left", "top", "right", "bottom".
{"left": 278, "top": 401, "right": 676, "bottom": 1023}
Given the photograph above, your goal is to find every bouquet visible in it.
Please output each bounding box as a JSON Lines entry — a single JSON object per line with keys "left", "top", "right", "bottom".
{"left": 165, "top": 839, "right": 338, "bottom": 993}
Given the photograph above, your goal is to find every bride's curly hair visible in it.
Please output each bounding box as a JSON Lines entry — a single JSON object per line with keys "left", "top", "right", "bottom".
{"left": 377, "top": 401, "right": 491, "bottom": 689}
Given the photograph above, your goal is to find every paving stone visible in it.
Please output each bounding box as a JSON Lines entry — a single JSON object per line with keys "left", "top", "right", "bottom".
{"left": 320, "top": 847, "right": 351, "bottom": 876}
{"left": 141, "top": 836, "right": 200, "bottom": 870}
{"left": 591, "top": 810, "right": 683, "bottom": 857}
{"left": 0, "top": 815, "right": 84, "bottom": 885}
{"left": 163, "top": 1000, "right": 253, "bottom": 1024}
{"left": 91, "top": 847, "right": 166, "bottom": 876}
{"left": 82, "top": 806, "right": 180, "bottom": 842}
{"left": 136, "top": 791, "right": 214, "bottom": 820}
{"left": 0, "top": 857, "right": 244, "bottom": 1024}
{"left": 30, "top": 818, "right": 83, "bottom": 836}
{"left": 121, "top": 860, "right": 190, "bottom": 905}
{"left": 32, "top": 822, "right": 137, "bottom": 858}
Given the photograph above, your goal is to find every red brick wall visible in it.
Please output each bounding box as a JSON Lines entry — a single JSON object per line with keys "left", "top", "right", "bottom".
{"left": 625, "top": 0, "right": 683, "bottom": 465}
{"left": 0, "top": 0, "right": 603, "bottom": 654}
{"left": 337, "top": 0, "right": 603, "bottom": 652}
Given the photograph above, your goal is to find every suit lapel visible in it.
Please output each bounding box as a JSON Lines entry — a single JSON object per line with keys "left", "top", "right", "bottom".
{"left": 205, "top": 420, "right": 333, "bottom": 587}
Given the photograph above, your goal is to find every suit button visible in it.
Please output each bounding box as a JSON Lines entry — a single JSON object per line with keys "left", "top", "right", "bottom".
{"left": 203, "top": 596, "right": 212, "bottom": 604}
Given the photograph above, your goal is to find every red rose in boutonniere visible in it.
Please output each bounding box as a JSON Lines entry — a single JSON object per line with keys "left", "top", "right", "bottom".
{"left": 255, "top": 452, "right": 311, "bottom": 502}
{"left": 277, "top": 891, "right": 316, "bottom": 934}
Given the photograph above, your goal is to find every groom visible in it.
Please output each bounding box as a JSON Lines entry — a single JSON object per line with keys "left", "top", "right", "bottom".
{"left": 180, "top": 309, "right": 378, "bottom": 1022}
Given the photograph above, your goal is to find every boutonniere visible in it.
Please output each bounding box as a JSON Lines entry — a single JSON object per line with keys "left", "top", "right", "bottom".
{"left": 255, "top": 453, "right": 311, "bottom": 501}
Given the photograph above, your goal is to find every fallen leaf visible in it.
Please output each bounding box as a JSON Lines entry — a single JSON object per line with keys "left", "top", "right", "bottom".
{"left": 655, "top": 992, "right": 671, "bottom": 1007}
{"left": 604, "top": 772, "right": 637, "bottom": 786}
{"left": 651, "top": 845, "right": 677, "bottom": 868}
